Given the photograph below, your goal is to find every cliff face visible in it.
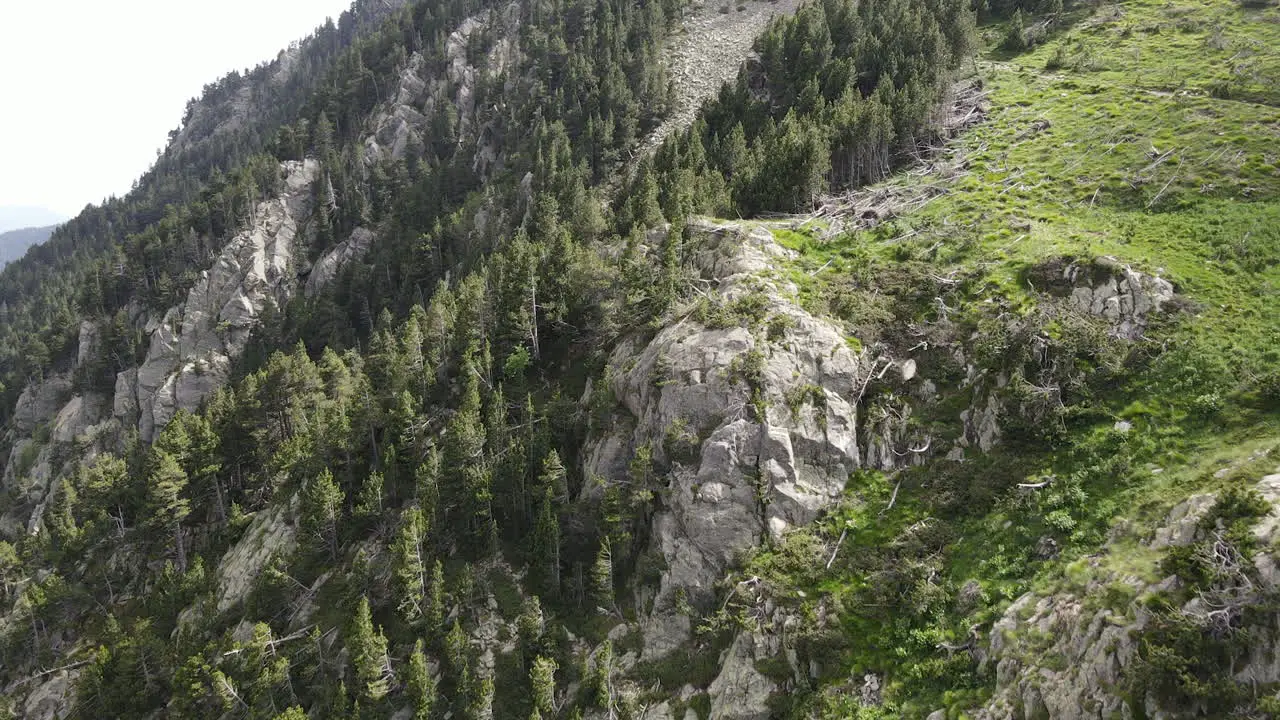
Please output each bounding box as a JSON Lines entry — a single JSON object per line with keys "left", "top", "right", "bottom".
{"left": 579, "top": 220, "right": 935, "bottom": 718}
{"left": 118, "top": 159, "right": 320, "bottom": 442}
{"left": 2, "top": 160, "right": 347, "bottom": 536}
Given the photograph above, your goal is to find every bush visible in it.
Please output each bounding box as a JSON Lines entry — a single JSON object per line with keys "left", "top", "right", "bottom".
{"left": 1044, "top": 44, "right": 1068, "bottom": 70}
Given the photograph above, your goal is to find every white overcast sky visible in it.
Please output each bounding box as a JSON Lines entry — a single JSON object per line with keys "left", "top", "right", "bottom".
{"left": 0, "top": 0, "right": 354, "bottom": 217}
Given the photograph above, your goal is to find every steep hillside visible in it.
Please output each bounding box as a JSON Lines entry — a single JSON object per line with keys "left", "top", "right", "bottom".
{"left": 0, "top": 0, "right": 1277, "bottom": 718}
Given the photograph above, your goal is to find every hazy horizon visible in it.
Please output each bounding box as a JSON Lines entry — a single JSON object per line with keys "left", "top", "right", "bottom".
{"left": 0, "top": 205, "right": 68, "bottom": 235}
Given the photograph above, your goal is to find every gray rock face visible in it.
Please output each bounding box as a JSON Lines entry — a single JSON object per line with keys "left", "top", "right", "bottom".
{"left": 707, "top": 631, "right": 779, "bottom": 720}
{"left": 13, "top": 374, "right": 71, "bottom": 435}
{"left": 76, "top": 320, "right": 100, "bottom": 368}
{"left": 362, "top": 3, "right": 521, "bottom": 174}
{"left": 1, "top": 373, "right": 111, "bottom": 536}
{"left": 215, "top": 498, "right": 298, "bottom": 613}
{"left": 589, "top": 221, "right": 866, "bottom": 618}
{"left": 119, "top": 159, "right": 319, "bottom": 440}
{"left": 306, "top": 227, "right": 375, "bottom": 298}
{"left": 1064, "top": 256, "right": 1174, "bottom": 339}
{"left": 586, "top": 219, "right": 934, "bottom": 718}
{"left": 18, "top": 668, "right": 80, "bottom": 720}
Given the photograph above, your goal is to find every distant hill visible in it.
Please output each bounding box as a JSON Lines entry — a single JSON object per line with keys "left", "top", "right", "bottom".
{"left": 0, "top": 205, "right": 65, "bottom": 234}
{"left": 0, "top": 224, "right": 57, "bottom": 267}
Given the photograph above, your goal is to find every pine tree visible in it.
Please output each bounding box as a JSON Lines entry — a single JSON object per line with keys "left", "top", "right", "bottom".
{"left": 593, "top": 640, "right": 614, "bottom": 710}
{"left": 530, "top": 656, "right": 558, "bottom": 716}
{"left": 147, "top": 450, "right": 190, "bottom": 571}
{"left": 393, "top": 506, "right": 429, "bottom": 624}
{"left": 445, "top": 617, "right": 469, "bottom": 682}
{"left": 516, "top": 596, "right": 546, "bottom": 664}
{"left": 530, "top": 488, "right": 561, "bottom": 598}
{"left": 447, "top": 347, "right": 497, "bottom": 552}
{"left": 468, "top": 673, "right": 495, "bottom": 720}
{"left": 1003, "top": 9, "right": 1027, "bottom": 50}
{"left": 405, "top": 640, "right": 437, "bottom": 720}
{"left": 46, "top": 479, "right": 81, "bottom": 555}
{"left": 349, "top": 597, "right": 391, "bottom": 702}
{"left": 301, "top": 468, "right": 344, "bottom": 559}
{"left": 591, "top": 539, "right": 615, "bottom": 612}
{"left": 427, "top": 559, "right": 446, "bottom": 638}
{"left": 355, "top": 471, "right": 384, "bottom": 521}
{"left": 538, "top": 449, "right": 568, "bottom": 502}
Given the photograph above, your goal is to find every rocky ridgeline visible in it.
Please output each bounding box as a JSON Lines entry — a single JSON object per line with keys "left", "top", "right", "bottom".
{"left": 0, "top": 160, "right": 381, "bottom": 540}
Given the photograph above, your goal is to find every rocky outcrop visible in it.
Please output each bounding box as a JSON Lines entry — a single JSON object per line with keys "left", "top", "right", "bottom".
{"left": 305, "top": 227, "right": 375, "bottom": 297}
{"left": 216, "top": 498, "right": 298, "bottom": 613}
{"left": 707, "top": 631, "right": 783, "bottom": 720}
{"left": 977, "top": 461, "right": 1280, "bottom": 720}
{"left": 1035, "top": 255, "right": 1175, "bottom": 340}
{"left": 12, "top": 373, "right": 71, "bottom": 435}
{"left": 76, "top": 320, "right": 100, "bottom": 368}
{"left": 1066, "top": 257, "right": 1174, "bottom": 339}
{"left": 362, "top": 3, "right": 521, "bottom": 174}
{"left": 1, "top": 371, "right": 111, "bottom": 536}
{"left": 117, "top": 159, "right": 319, "bottom": 441}
{"left": 15, "top": 667, "right": 80, "bottom": 720}
{"left": 589, "top": 221, "right": 869, "bottom": 615}
{"left": 585, "top": 219, "right": 936, "bottom": 717}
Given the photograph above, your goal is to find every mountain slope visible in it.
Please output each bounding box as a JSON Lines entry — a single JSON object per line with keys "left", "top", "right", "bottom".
{"left": 0, "top": 225, "right": 57, "bottom": 267}
{"left": 0, "top": 0, "right": 1277, "bottom": 718}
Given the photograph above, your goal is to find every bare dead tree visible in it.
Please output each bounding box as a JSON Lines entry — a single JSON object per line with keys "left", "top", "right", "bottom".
{"left": 1182, "top": 531, "right": 1260, "bottom": 640}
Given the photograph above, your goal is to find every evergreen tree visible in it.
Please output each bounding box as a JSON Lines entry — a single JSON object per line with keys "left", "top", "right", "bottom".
{"left": 530, "top": 488, "right": 561, "bottom": 599}
{"left": 301, "top": 468, "right": 344, "bottom": 559}
{"left": 593, "top": 640, "right": 614, "bottom": 710}
{"left": 591, "top": 538, "right": 615, "bottom": 612}
{"left": 446, "top": 347, "right": 497, "bottom": 552}
{"left": 405, "top": 640, "right": 437, "bottom": 720}
{"left": 147, "top": 450, "right": 190, "bottom": 571}
{"left": 45, "top": 479, "right": 81, "bottom": 556}
{"left": 349, "top": 597, "right": 391, "bottom": 703}
{"left": 427, "top": 559, "right": 447, "bottom": 638}
{"left": 530, "top": 656, "right": 558, "bottom": 716}
{"left": 355, "top": 471, "right": 384, "bottom": 521}
{"left": 445, "top": 617, "right": 469, "bottom": 684}
{"left": 393, "top": 506, "right": 429, "bottom": 624}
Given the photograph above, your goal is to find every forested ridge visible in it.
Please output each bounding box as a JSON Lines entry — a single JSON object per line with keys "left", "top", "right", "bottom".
{"left": 2, "top": 0, "right": 1279, "bottom": 717}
